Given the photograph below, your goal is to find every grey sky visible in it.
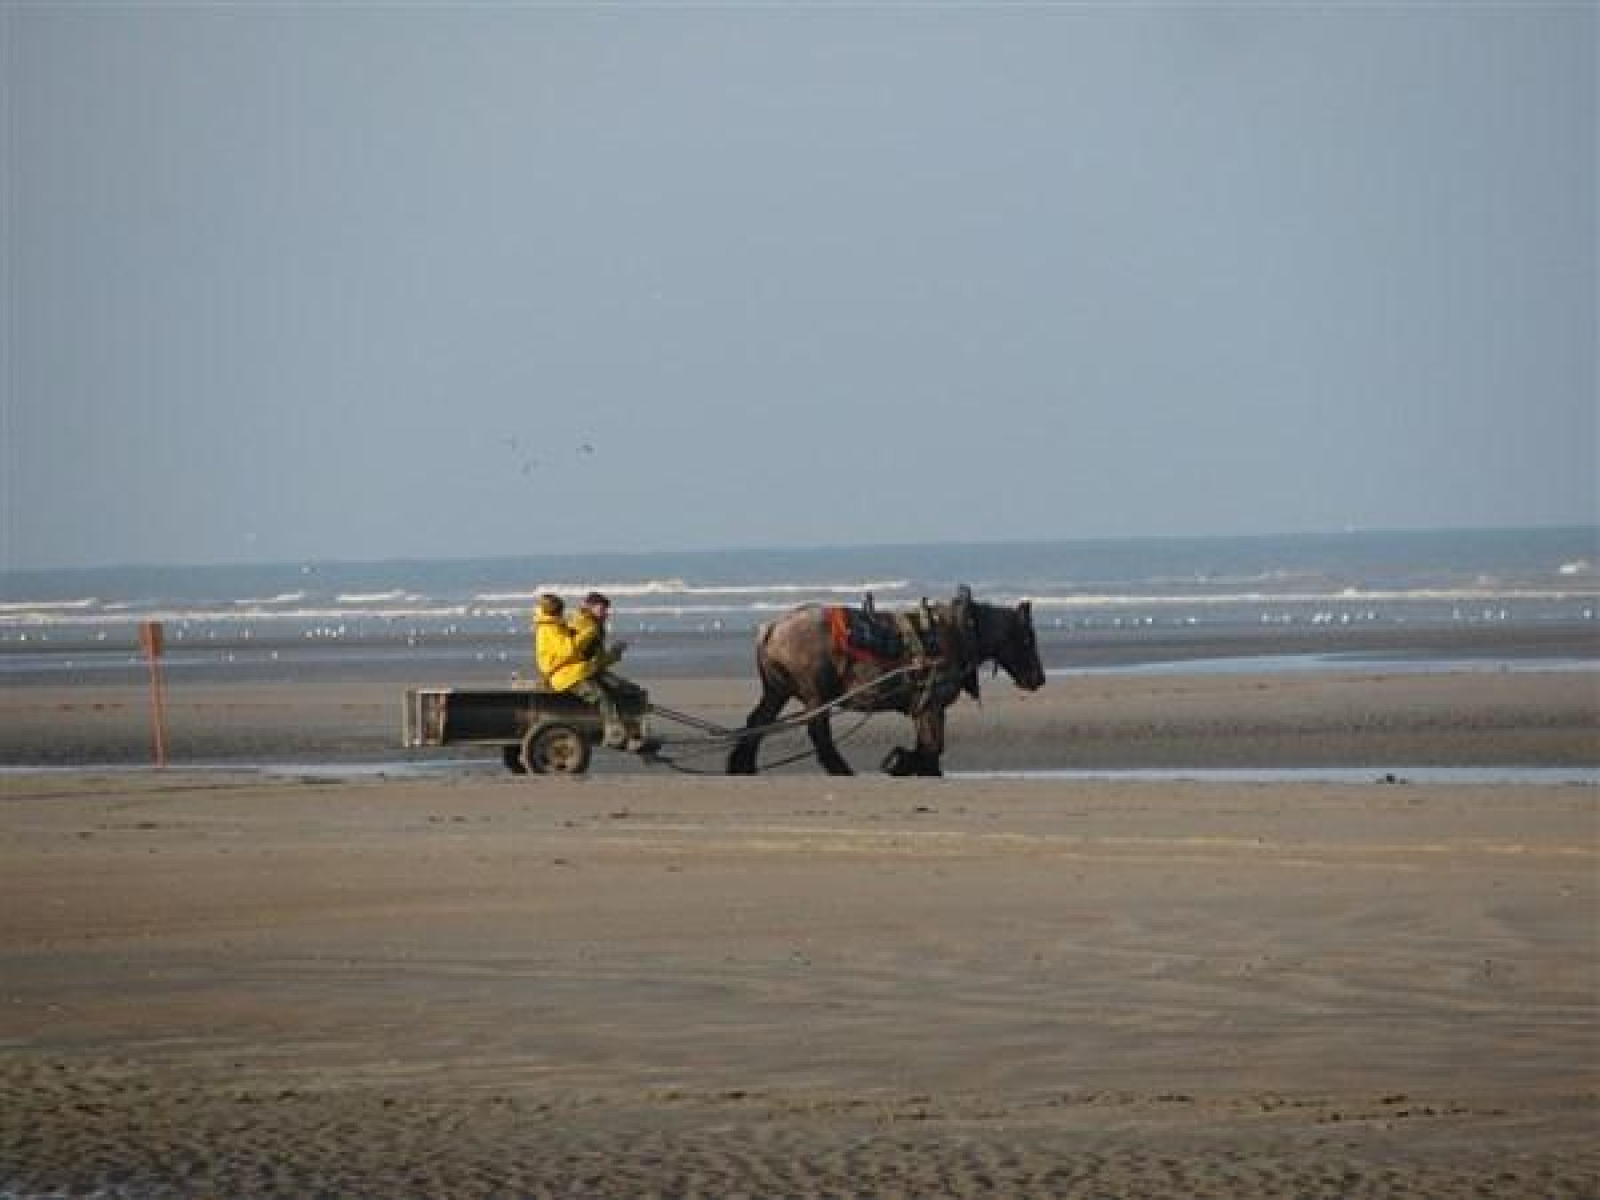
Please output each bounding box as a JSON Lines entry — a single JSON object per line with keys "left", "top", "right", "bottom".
{"left": 3, "top": 3, "right": 1594, "bottom": 569}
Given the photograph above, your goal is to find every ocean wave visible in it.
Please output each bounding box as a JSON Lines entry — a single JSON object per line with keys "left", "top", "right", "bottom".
{"left": 1023, "top": 586, "right": 1600, "bottom": 608}
{"left": 475, "top": 579, "right": 912, "bottom": 603}
{"left": 335, "top": 590, "right": 421, "bottom": 605}
{"left": 1141, "top": 568, "right": 1325, "bottom": 588}
{"left": 0, "top": 604, "right": 474, "bottom": 627}
{"left": 1, "top": 582, "right": 1593, "bottom": 631}
{"left": 610, "top": 602, "right": 847, "bottom": 618}
{"left": 0, "top": 597, "right": 100, "bottom": 614}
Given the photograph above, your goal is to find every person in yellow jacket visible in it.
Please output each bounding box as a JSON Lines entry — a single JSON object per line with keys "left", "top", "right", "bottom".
{"left": 534, "top": 593, "right": 578, "bottom": 682}
{"left": 534, "top": 591, "right": 647, "bottom": 751}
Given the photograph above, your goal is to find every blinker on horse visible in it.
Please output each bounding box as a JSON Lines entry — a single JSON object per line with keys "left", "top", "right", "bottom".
{"left": 726, "top": 586, "right": 1046, "bottom": 777}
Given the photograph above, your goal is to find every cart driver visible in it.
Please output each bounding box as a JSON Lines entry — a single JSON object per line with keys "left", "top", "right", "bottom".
{"left": 567, "top": 592, "right": 650, "bottom": 752}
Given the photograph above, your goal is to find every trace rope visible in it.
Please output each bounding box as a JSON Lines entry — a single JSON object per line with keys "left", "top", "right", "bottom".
{"left": 647, "top": 711, "right": 878, "bottom": 776}
{"left": 642, "top": 661, "right": 932, "bottom": 775}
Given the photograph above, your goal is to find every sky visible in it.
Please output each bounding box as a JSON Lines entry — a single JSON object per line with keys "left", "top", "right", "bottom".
{"left": 3, "top": 3, "right": 1595, "bottom": 570}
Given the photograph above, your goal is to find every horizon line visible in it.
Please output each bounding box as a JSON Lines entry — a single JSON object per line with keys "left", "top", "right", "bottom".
{"left": 5, "top": 521, "right": 1595, "bottom": 576}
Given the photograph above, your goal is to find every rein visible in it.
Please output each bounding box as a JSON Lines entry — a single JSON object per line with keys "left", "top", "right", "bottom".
{"left": 654, "top": 661, "right": 928, "bottom": 752}
{"left": 644, "top": 663, "right": 927, "bottom": 775}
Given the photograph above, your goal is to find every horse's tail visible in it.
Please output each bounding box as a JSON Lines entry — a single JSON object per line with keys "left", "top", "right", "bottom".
{"left": 728, "top": 619, "right": 791, "bottom": 775}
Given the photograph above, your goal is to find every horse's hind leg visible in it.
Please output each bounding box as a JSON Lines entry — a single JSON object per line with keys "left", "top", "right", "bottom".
{"left": 727, "top": 684, "right": 787, "bottom": 774}
{"left": 808, "top": 713, "right": 854, "bottom": 776}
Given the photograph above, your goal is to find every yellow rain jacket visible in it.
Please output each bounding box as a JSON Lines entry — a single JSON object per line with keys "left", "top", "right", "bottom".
{"left": 535, "top": 612, "right": 584, "bottom": 691}
{"left": 535, "top": 608, "right": 620, "bottom": 692}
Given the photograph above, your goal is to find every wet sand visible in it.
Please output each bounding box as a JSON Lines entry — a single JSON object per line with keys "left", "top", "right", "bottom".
{"left": 2, "top": 771, "right": 1596, "bottom": 1196}
{"left": 2, "top": 666, "right": 1597, "bottom": 771}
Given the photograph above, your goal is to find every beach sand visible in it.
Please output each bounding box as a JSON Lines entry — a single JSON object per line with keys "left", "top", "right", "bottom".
{"left": 2, "top": 656, "right": 1596, "bottom": 1195}
{"left": 2, "top": 767, "right": 1596, "bottom": 1196}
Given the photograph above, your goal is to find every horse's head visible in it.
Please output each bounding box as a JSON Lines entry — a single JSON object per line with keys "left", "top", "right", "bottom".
{"left": 974, "top": 598, "right": 1046, "bottom": 692}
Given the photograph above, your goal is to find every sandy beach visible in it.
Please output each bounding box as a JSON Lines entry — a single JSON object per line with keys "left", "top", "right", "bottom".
{"left": 2, "top": 654, "right": 1597, "bottom": 1195}
{"left": 0, "top": 772, "right": 1595, "bottom": 1195}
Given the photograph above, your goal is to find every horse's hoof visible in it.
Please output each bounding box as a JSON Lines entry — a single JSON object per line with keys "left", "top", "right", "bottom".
{"left": 880, "top": 747, "right": 917, "bottom": 777}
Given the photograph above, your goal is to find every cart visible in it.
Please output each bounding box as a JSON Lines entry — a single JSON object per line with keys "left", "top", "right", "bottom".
{"left": 403, "top": 683, "right": 728, "bottom": 775}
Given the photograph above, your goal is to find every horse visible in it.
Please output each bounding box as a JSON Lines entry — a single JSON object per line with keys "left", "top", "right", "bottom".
{"left": 725, "top": 587, "right": 1046, "bottom": 776}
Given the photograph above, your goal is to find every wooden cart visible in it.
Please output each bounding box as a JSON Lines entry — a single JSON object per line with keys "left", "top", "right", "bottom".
{"left": 403, "top": 684, "right": 656, "bottom": 775}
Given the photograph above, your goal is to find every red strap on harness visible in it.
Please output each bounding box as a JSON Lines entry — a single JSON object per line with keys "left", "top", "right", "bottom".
{"left": 827, "top": 605, "right": 904, "bottom": 666}
{"left": 826, "top": 605, "right": 850, "bottom": 656}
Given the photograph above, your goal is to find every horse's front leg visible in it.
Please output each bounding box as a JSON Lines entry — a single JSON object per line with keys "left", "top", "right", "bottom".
{"left": 808, "top": 712, "right": 854, "bottom": 776}
{"left": 882, "top": 706, "right": 946, "bottom": 776}
{"left": 912, "top": 706, "right": 946, "bottom": 776}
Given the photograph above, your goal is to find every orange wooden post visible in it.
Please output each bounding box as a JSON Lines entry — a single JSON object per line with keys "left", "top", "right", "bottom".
{"left": 139, "top": 621, "right": 168, "bottom": 767}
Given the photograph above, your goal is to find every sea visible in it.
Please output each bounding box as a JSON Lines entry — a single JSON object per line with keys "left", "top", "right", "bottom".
{"left": 2, "top": 527, "right": 1596, "bottom": 686}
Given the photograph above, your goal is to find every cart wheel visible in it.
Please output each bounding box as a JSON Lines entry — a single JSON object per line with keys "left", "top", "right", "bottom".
{"left": 521, "top": 723, "right": 592, "bottom": 775}
{"left": 501, "top": 745, "right": 527, "bottom": 775}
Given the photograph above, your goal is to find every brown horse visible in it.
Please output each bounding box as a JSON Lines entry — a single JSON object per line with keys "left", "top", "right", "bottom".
{"left": 726, "top": 587, "right": 1046, "bottom": 776}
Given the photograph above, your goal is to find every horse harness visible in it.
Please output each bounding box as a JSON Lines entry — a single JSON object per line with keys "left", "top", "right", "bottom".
{"left": 828, "top": 592, "right": 980, "bottom": 716}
